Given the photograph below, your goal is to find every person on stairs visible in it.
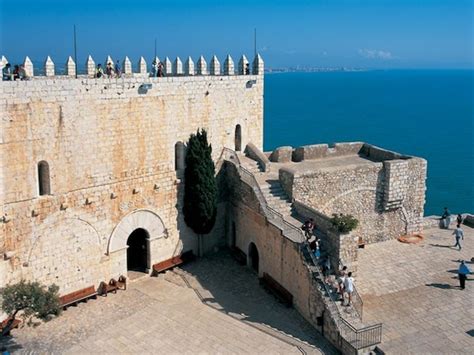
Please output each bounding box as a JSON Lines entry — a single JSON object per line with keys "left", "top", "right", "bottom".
{"left": 343, "top": 272, "right": 354, "bottom": 306}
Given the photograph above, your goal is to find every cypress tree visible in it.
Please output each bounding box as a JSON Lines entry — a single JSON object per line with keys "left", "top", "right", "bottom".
{"left": 183, "top": 129, "right": 217, "bottom": 245}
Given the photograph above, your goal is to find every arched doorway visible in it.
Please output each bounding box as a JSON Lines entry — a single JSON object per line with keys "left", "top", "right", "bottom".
{"left": 235, "top": 124, "right": 242, "bottom": 151}
{"left": 127, "top": 228, "right": 149, "bottom": 272}
{"left": 248, "top": 242, "right": 259, "bottom": 273}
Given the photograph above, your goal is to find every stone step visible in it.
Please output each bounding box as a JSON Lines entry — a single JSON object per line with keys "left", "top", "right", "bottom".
{"left": 263, "top": 190, "right": 287, "bottom": 197}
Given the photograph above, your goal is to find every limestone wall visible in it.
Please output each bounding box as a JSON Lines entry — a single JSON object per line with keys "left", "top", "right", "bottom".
{"left": 225, "top": 161, "right": 344, "bottom": 351}
{"left": 0, "top": 67, "right": 264, "bottom": 293}
{"left": 279, "top": 151, "right": 426, "bottom": 244}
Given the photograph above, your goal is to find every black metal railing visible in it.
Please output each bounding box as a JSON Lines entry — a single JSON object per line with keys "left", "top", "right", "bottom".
{"left": 220, "top": 147, "right": 382, "bottom": 352}
{"left": 304, "top": 242, "right": 382, "bottom": 351}
{"left": 337, "top": 259, "right": 364, "bottom": 320}
{"left": 222, "top": 147, "right": 304, "bottom": 243}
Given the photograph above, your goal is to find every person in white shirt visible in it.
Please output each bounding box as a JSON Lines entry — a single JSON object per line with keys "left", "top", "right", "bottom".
{"left": 453, "top": 224, "right": 464, "bottom": 250}
{"left": 343, "top": 272, "right": 354, "bottom": 306}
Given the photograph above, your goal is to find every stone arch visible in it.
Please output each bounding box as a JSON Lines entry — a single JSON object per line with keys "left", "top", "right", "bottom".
{"left": 248, "top": 242, "right": 259, "bottom": 273}
{"left": 25, "top": 216, "right": 103, "bottom": 294}
{"left": 321, "top": 187, "right": 377, "bottom": 213}
{"left": 108, "top": 209, "right": 166, "bottom": 255}
{"left": 235, "top": 124, "right": 242, "bottom": 151}
{"left": 37, "top": 160, "right": 51, "bottom": 195}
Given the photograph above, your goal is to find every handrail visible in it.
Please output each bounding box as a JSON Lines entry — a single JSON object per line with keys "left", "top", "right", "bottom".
{"left": 338, "top": 259, "right": 364, "bottom": 320}
{"left": 220, "top": 147, "right": 381, "bottom": 351}
{"left": 222, "top": 147, "right": 305, "bottom": 243}
{"left": 305, "top": 242, "right": 382, "bottom": 351}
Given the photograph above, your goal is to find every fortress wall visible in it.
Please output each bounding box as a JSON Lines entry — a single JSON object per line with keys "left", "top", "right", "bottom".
{"left": 0, "top": 73, "right": 263, "bottom": 293}
{"left": 287, "top": 158, "right": 426, "bottom": 244}
{"left": 291, "top": 142, "right": 365, "bottom": 162}
{"left": 227, "top": 163, "right": 341, "bottom": 350}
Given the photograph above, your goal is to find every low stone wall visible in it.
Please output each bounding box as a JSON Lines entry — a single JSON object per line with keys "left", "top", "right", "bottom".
{"left": 293, "top": 201, "right": 358, "bottom": 273}
{"left": 278, "top": 156, "right": 426, "bottom": 244}
{"left": 291, "top": 142, "right": 365, "bottom": 162}
{"left": 244, "top": 142, "right": 271, "bottom": 172}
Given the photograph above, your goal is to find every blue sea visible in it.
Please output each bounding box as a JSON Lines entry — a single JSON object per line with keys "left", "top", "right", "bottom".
{"left": 264, "top": 70, "right": 473, "bottom": 216}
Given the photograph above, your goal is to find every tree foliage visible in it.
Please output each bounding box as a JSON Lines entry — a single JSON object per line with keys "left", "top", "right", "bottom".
{"left": 330, "top": 213, "right": 359, "bottom": 233}
{"left": 1, "top": 280, "right": 61, "bottom": 335}
{"left": 183, "top": 129, "right": 217, "bottom": 235}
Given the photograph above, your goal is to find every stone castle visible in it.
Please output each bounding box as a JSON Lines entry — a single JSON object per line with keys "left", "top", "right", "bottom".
{"left": 0, "top": 53, "right": 426, "bottom": 352}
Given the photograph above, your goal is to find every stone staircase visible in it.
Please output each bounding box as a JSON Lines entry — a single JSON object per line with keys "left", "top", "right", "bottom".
{"left": 260, "top": 179, "right": 295, "bottom": 217}
{"left": 223, "top": 148, "right": 382, "bottom": 352}
{"left": 240, "top": 152, "right": 363, "bottom": 323}
{"left": 237, "top": 153, "right": 263, "bottom": 174}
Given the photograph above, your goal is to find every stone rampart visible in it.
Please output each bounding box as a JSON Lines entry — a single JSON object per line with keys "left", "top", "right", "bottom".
{"left": 0, "top": 54, "right": 264, "bottom": 77}
{"left": 0, "top": 54, "right": 264, "bottom": 293}
{"left": 276, "top": 143, "right": 427, "bottom": 244}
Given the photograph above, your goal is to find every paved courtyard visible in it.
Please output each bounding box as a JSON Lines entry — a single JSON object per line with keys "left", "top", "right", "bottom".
{"left": 1, "top": 252, "right": 336, "bottom": 354}
{"left": 357, "top": 225, "right": 474, "bottom": 354}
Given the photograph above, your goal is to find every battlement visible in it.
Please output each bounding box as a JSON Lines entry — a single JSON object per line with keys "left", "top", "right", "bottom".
{"left": 0, "top": 53, "right": 264, "bottom": 79}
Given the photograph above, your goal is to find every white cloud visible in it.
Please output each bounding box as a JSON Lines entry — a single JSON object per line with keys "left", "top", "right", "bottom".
{"left": 358, "top": 49, "right": 393, "bottom": 60}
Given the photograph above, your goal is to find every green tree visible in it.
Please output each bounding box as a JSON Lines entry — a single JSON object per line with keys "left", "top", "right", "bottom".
{"left": 1, "top": 281, "right": 61, "bottom": 337}
{"left": 183, "top": 129, "right": 217, "bottom": 255}
{"left": 330, "top": 213, "right": 359, "bottom": 233}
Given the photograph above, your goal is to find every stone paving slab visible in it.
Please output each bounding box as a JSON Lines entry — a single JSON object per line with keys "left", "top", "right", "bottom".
{"left": 357, "top": 226, "right": 474, "bottom": 354}
{"left": 1, "top": 252, "right": 337, "bottom": 354}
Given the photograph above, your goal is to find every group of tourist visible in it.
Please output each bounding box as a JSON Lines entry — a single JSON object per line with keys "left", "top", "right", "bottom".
{"left": 302, "top": 218, "right": 355, "bottom": 306}
{"left": 440, "top": 208, "right": 471, "bottom": 290}
{"left": 95, "top": 60, "right": 122, "bottom": 78}
{"left": 440, "top": 207, "right": 463, "bottom": 230}
{"left": 2, "top": 63, "right": 29, "bottom": 81}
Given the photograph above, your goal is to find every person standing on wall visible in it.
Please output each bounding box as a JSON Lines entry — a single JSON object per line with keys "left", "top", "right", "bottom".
{"left": 453, "top": 224, "right": 464, "bottom": 250}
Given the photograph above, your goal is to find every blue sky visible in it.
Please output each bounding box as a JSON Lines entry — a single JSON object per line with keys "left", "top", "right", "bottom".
{"left": 0, "top": 0, "right": 472, "bottom": 69}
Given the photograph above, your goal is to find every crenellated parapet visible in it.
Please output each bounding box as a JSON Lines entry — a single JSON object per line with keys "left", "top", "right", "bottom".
{"left": 0, "top": 53, "right": 264, "bottom": 79}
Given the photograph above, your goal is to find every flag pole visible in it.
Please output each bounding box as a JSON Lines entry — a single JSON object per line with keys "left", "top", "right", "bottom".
{"left": 74, "top": 25, "right": 78, "bottom": 78}
{"left": 254, "top": 28, "right": 257, "bottom": 57}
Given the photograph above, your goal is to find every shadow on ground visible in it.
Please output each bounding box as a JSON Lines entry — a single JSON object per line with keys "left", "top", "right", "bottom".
{"left": 0, "top": 336, "right": 23, "bottom": 353}
{"left": 425, "top": 283, "right": 458, "bottom": 290}
{"left": 180, "top": 249, "right": 334, "bottom": 353}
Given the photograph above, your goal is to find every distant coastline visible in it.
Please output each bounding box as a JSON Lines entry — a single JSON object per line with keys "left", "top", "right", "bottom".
{"left": 265, "top": 67, "right": 369, "bottom": 73}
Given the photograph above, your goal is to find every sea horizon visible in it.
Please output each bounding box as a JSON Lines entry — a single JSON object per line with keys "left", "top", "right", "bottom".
{"left": 264, "top": 69, "right": 473, "bottom": 216}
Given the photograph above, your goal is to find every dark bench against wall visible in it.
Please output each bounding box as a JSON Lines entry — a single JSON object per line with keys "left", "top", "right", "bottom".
{"left": 260, "top": 272, "right": 293, "bottom": 307}
{"left": 59, "top": 285, "right": 97, "bottom": 309}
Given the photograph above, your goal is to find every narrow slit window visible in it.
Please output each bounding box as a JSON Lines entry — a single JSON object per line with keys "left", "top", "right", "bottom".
{"left": 235, "top": 124, "right": 242, "bottom": 151}
{"left": 175, "top": 142, "right": 185, "bottom": 171}
{"left": 38, "top": 161, "right": 51, "bottom": 195}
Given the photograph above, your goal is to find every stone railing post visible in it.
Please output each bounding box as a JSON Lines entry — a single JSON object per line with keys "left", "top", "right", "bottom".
{"left": 23, "top": 56, "right": 34, "bottom": 77}
{"left": 174, "top": 57, "right": 183, "bottom": 75}
{"left": 238, "top": 55, "right": 249, "bottom": 75}
{"left": 66, "top": 56, "right": 76, "bottom": 76}
{"left": 138, "top": 56, "right": 147, "bottom": 74}
{"left": 0, "top": 55, "right": 7, "bottom": 72}
{"left": 164, "top": 57, "right": 172, "bottom": 76}
{"left": 197, "top": 56, "right": 207, "bottom": 75}
{"left": 44, "top": 56, "right": 55, "bottom": 76}
{"left": 223, "top": 55, "right": 234, "bottom": 75}
{"left": 185, "top": 56, "right": 194, "bottom": 75}
{"left": 252, "top": 54, "right": 264, "bottom": 75}
{"left": 210, "top": 55, "right": 220, "bottom": 75}
{"left": 123, "top": 56, "right": 132, "bottom": 75}
{"left": 86, "top": 55, "right": 95, "bottom": 77}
